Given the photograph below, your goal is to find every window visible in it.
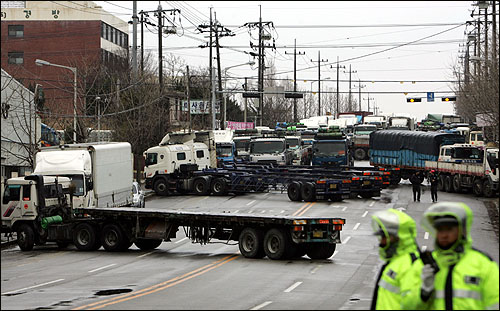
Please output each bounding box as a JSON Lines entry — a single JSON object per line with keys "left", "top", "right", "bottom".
{"left": 445, "top": 149, "right": 452, "bottom": 156}
{"left": 8, "top": 52, "right": 23, "bottom": 64}
{"left": 2, "top": 185, "right": 21, "bottom": 204}
{"left": 145, "top": 153, "right": 158, "bottom": 166}
{"left": 115, "top": 28, "right": 118, "bottom": 44}
{"left": 123, "top": 33, "right": 128, "bottom": 48}
{"left": 177, "top": 152, "right": 186, "bottom": 160}
{"left": 196, "top": 150, "right": 204, "bottom": 158}
{"left": 109, "top": 27, "right": 114, "bottom": 43}
{"left": 8, "top": 25, "right": 24, "bottom": 38}
{"left": 22, "top": 185, "right": 31, "bottom": 201}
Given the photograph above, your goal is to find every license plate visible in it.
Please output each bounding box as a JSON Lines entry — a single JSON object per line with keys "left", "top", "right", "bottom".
{"left": 363, "top": 181, "right": 371, "bottom": 185}
{"left": 313, "top": 231, "right": 323, "bottom": 238}
{"left": 330, "top": 184, "right": 337, "bottom": 189}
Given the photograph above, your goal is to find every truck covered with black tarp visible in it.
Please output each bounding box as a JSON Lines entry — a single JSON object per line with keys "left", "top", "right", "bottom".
{"left": 369, "top": 130, "right": 464, "bottom": 180}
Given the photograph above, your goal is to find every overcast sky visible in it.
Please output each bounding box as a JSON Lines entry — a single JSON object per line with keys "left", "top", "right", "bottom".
{"left": 95, "top": 1, "right": 476, "bottom": 121}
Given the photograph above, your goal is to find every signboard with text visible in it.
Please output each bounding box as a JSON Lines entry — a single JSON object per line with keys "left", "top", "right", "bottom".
{"left": 181, "top": 100, "right": 220, "bottom": 114}
{"left": 226, "top": 121, "right": 254, "bottom": 130}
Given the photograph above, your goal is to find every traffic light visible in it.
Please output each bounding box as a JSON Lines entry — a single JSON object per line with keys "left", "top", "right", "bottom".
{"left": 406, "top": 97, "right": 421, "bottom": 103}
{"left": 442, "top": 96, "right": 456, "bottom": 102}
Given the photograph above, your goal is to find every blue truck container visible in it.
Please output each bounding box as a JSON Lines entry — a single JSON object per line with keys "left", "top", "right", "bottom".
{"left": 369, "top": 130, "right": 464, "bottom": 180}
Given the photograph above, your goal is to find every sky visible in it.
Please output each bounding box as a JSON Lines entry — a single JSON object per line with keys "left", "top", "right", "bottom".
{"left": 95, "top": 1, "right": 477, "bottom": 121}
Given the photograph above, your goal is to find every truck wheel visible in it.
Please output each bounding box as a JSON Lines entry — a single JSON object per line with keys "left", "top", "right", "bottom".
{"left": 360, "top": 192, "right": 373, "bottom": 199}
{"left": 301, "top": 182, "right": 316, "bottom": 202}
{"left": 239, "top": 227, "right": 265, "bottom": 259}
{"left": 73, "top": 223, "right": 100, "bottom": 251}
{"left": 452, "top": 175, "right": 462, "bottom": 193}
{"left": 483, "top": 180, "right": 494, "bottom": 198}
{"left": 211, "top": 178, "right": 228, "bottom": 195}
{"left": 390, "top": 177, "right": 401, "bottom": 186}
{"left": 292, "top": 243, "right": 307, "bottom": 258}
{"left": 473, "top": 179, "right": 483, "bottom": 196}
{"left": 444, "top": 175, "right": 454, "bottom": 193}
{"left": 354, "top": 148, "right": 366, "bottom": 161}
{"left": 306, "top": 243, "right": 336, "bottom": 259}
{"left": 438, "top": 175, "right": 445, "bottom": 191}
{"left": 17, "top": 224, "right": 35, "bottom": 251}
{"left": 101, "top": 224, "right": 127, "bottom": 252}
{"left": 287, "top": 182, "right": 302, "bottom": 201}
{"left": 263, "top": 228, "right": 289, "bottom": 260}
{"left": 35, "top": 228, "right": 48, "bottom": 246}
{"left": 154, "top": 179, "right": 170, "bottom": 196}
{"left": 134, "top": 239, "right": 162, "bottom": 250}
{"left": 193, "top": 178, "right": 210, "bottom": 195}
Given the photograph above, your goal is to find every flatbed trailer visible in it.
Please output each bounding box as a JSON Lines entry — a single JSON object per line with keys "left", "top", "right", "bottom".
{"left": 44, "top": 206, "right": 346, "bottom": 260}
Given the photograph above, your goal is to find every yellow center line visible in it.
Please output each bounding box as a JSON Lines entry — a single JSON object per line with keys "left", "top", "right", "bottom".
{"left": 73, "top": 254, "right": 238, "bottom": 310}
{"left": 292, "top": 202, "right": 311, "bottom": 217}
{"left": 297, "top": 202, "right": 316, "bottom": 217}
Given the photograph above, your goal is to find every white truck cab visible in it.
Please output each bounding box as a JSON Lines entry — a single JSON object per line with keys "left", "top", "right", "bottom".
{"left": 467, "top": 131, "right": 485, "bottom": 147}
{"left": 438, "top": 144, "right": 483, "bottom": 163}
{"left": 249, "top": 137, "right": 293, "bottom": 165}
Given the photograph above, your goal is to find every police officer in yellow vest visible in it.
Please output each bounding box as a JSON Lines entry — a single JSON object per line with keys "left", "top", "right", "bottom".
{"left": 401, "top": 202, "right": 499, "bottom": 310}
{"left": 370, "top": 208, "right": 419, "bottom": 310}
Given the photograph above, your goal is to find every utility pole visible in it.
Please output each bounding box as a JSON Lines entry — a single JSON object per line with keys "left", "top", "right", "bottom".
{"left": 157, "top": 3, "right": 163, "bottom": 93}
{"left": 363, "top": 93, "right": 374, "bottom": 113}
{"left": 214, "top": 13, "right": 224, "bottom": 129}
{"left": 132, "top": 1, "right": 137, "bottom": 78}
{"left": 493, "top": 1, "right": 497, "bottom": 75}
{"left": 344, "top": 64, "right": 357, "bottom": 111}
{"left": 484, "top": 5, "right": 489, "bottom": 78}
{"left": 357, "top": 79, "right": 365, "bottom": 111}
{"left": 311, "top": 51, "right": 328, "bottom": 116}
{"left": 285, "top": 39, "right": 305, "bottom": 122}
{"left": 140, "top": 11, "right": 144, "bottom": 73}
{"left": 186, "top": 65, "right": 191, "bottom": 132}
{"left": 210, "top": 7, "right": 214, "bottom": 130}
{"left": 244, "top": 77, "right": 248, "bottom": 123}
{"left": 332, "top": 56, "right": 345, "bottom": 118}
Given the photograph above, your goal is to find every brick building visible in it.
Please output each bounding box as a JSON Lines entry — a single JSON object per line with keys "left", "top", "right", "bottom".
{"left": 1, "top": 1, "right": 129, "bottom": 132}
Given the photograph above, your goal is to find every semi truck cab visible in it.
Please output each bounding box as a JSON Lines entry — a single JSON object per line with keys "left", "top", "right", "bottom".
{"left": 249, "top": 138, "right": 293, "bottom": 165}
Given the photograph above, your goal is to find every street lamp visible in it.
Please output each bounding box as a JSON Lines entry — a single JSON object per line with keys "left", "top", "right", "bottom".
{"left": 222, "top": 61, "right": 255, "bottom": 129}
{"left": 35, "top": 59, "right": 78, "bottom": 143}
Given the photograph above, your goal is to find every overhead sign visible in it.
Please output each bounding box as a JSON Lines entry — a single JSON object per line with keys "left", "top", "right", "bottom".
{"left": 427, "top": 92, "right": 434, "bottom": 102}
{"left": 226, "top": 121, "right": 254, "bottom": 130}
{"left": 182, "top": 100, "right": 220, "bottom": 114}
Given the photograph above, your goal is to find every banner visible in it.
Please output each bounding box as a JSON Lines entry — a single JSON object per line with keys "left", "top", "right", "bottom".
{"left": 226, "top": 121, "right": 254, "bottom": 130}
{"left": 181, "top": 100, "right": 220, "bottom": 114}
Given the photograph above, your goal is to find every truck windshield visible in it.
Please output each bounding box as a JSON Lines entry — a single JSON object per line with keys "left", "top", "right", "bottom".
{"left": 314, "top": 142, "right": 346, "bottom": 157}
{"left": 250, "top": 141, "right": 285, "bottom": 154}
{"left": 56, "top": 174, "right": 85, "bottom": 196}
{"left": 453, "top": 148, "right": 482, "bottom": 160}
{"left": 354, "top": 127, "right": 376, "bottom": 135}
{"left": 44, "top": 184, "right": 64, "bottom": 199}
{"left": 286, "top": 138, "right": 299, "bottom": 149}
{"left": 234, "top": 139, "right": 250, "bottom": 151}
{"left": 217, "top": 146, "right": 233, "bottom": 157}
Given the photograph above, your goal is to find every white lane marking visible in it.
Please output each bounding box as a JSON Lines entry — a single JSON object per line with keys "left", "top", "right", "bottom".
{"left": 310, "top": 265, "right": 322, "bottom": 274}
{"left": 246, "top": 200, "right": 256, "bottom": 206}
{"left": 353, "top": 223, "right": 361, "bottom": 231}
{"left": 332, "top": 250, "right": 339, "bottom": 257}
{"left": 260, "top": 210, "right": 266, "bottom": 213}
{"left": 137, "top": 251, "right": 155, "bottom": 258}
{"left": 362, "top": 211, "right": 369, "bottom": 218}
{"left": 264, "top": 193, "right": 271, "bottom": 197}
{"left": 342, "top": 206, "right": 348, "bottom": 212}
{"left": 422, "top": 245, "right": 427, "bottom": 252}
{"left": 175, "top": 237, "right": 188, "bottom": 244}
{"left": 234, "top": 210, "right": 239, "bottom": 214}
{"left": 248, "top": 210, "right": 254, "bottom": 214}
{"left": 280, "top": 210, "right": 285, "bottom": 214}
{"left": 88, "top": 263, "right": 116, "bottom": 273}
{"left": 251, "top": 301, "right": 273, "bottom": 310}
{"left": 284, "top": 281, "right": 303, "bottom": 293}
{"left": 343, "top": 236, "right": 351, "bottom": 244}
{"left": 424, "top": 232, "right": 429, "bottom": 240}
{"left": 2, "top": 279, "right": 65, "bottom": 295}
{"left": 369, "top": 201, "right": 375, "bottom": 207}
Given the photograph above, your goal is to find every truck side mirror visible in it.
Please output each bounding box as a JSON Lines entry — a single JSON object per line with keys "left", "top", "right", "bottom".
{"left": 86, "top": 179, "right": 93, "bottom": 191}
{"left": 234, "top": 150, "right": 238, "bottom": 157}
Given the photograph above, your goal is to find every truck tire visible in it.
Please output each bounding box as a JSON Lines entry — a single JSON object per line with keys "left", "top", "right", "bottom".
{"left": 211, "top": 178, "right": 228, "bottom": 195}
{"left": 101, "top": 224, "right": 127, "bottom": 252}
{"left": 390, "top": 177, "right": 401, "bottom": 186}
{"left": 17, "top": 224, "right": 35, "bottom": 251}
{"left": 301, "top": 182, "right": 316, "bottom": 202}
{"left": 154, "top": 179, "right": 170, "bottom": 196}
{"left": 452, "top": 175, "right": 462, "bottom": 193}
{"left": 193, "top": 178, "right": 210, "bottom": 195}
{"left": 483, "top": 179, "right": 494, "bottom": 198}
{"left": 306, "top": 243, "right": 336, "bottom": 259}
{"left": 354, "top": 148, "right": 366, "bottom": 161}
{"left": 444, "top": 175, "right": 454, "bottom": 193}
{"left": 238, "top": 227, "right": 265, "bottom": 259}
{"left": 287, "top": 182, "right": 302, "bottom": 201}
{"left": 360, "top": 192, "right": 373, "bottom": 199}
{"left": 73, "top": 223, "right": 100, "bottom": 251}
{"left": 35, "top": 228, "right": 48, "bottom": 246}
{"left": 134, "top": 239, "right": 162, "bottom": 250}
{"left": 473, "top": 178, "right": 483, "bottom": 197}
{"left": 438, "top": 175, "right": 445, "bottom": 191}
{"left": 263, "top": 228, "right": 290, "bottom": 260}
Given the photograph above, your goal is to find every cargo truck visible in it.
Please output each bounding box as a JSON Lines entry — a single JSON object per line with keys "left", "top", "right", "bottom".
{"left": 33, "top": 142, "right": 134, "bottom": 209}
{"left": 1, "top": 175, "right": 346, "bottom": 260}
{"left": 352, "top": 124, "right": 377, "bottom": 160}
{"left": 311, "top": 126, "right": 354, "bottom": 167}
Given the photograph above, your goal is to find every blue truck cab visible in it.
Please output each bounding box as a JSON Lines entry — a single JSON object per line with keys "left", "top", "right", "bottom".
{"left": 312, "top": 126, "right": 353, "bottom": 166}
{"left": 216, "top": 142, "right": 237, "bottom": 167}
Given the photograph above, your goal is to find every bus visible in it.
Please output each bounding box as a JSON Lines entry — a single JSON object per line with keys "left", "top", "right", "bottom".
{"left": 40, "top": 123, "right": 60, "bottom": 147}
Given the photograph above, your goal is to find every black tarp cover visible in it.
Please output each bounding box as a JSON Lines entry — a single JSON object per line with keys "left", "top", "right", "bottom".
{"left": 369, "top": 130, "right": 464, "bottom": 156}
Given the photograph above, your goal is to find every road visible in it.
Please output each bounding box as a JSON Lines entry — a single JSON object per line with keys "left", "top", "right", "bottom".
{"left": 1, "top": 169, "right": 498, "bottom": 310}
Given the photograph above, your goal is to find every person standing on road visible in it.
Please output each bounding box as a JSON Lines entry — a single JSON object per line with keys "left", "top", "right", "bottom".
{"left": 428, "top": 170, "right": 439, "bottom": 203}
{"left": 370, "top": 208, "right": 419, "bottom": 310}
{"left": 410, "top": 171, "right": 423, "bottom": 202}
{"left": 401, "top": 202, "right": 499, "bottom": 310}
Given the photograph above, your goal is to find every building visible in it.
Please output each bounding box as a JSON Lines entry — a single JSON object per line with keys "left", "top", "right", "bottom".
{"left": 1, "top": 1, "right": 129, "bottom": 130}
{"left": 1, "top": 68, "right": 40, "bottom": 180}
